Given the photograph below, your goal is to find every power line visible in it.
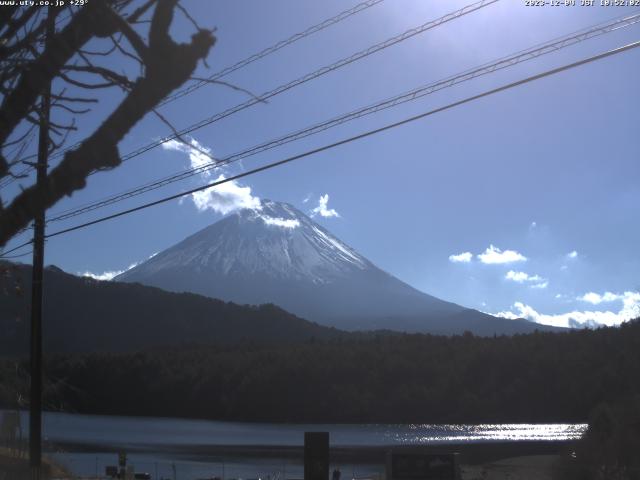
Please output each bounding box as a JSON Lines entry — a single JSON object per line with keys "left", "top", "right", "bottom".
{"left": 160, "top": 0, "right": 386, "bottom": 106}
{"left": 0, "top": 162, "right": 37, "bottom": 189}
{"left": 0, "top": 249, "right": 33, "bottom": 259}
{"left": 115, "top": 0, "right": 499, "bottom": 164}
{"left": 43, "top": 39, "right": 640, "bottom": 240}
{"left": 46, "top": 11, "right": 640, "bottom": 224}
{"left": 0, "top": 239, "right": 34, "bottom": 259}
{"left": 36, "top": 0, "right": 500, "bottom": 220}
{"left": 0, "top": 8, "right": 84, "bottom": 191}
{"left": 0, "top": 0, "right": 385, "bottom": 189}
{"left": 44, "top": 0, "right": 501, "bottom": 221}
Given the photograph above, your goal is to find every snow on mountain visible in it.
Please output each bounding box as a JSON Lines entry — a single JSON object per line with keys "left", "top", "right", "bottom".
{"left": 116, "top": 200, "right": 557, "bottom": 335}
{"left": 127, "top": 200, "right": 368, "bottom": 284}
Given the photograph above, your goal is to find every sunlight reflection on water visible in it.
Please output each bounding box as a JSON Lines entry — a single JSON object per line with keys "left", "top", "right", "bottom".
{"left": 18, "top": 410, "right": 588, "bottom": 447}
{"left": 2, "top": 412, "right": 586, "bottom": 479}
{"left": 387, "top": 423, "right": 587, "bottom": 443}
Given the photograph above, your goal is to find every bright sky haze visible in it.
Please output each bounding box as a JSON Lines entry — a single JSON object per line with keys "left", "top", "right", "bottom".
{"left": 3, "top": 0, "right": 639, "bottom": 328}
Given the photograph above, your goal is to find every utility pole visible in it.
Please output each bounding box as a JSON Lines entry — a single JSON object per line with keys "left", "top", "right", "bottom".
{"left": 30, "top": 6, "right": 54, "bottom": 480}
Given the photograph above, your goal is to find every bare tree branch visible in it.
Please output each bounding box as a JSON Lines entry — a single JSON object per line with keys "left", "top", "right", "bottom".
{"left": 0, "top": 0, "right": 216, "bottom": 246}
{"left": 190, "top": 76, "right": 267, "bottom": 104}
{"left": 50, "top": 93, "right": 99, "bottom": 104}
{"left": 2, "top": 125, "right": 36, "bottom": 149}
{"left": 65, "top": 63, "right": 135, "bottom": 89}
{"left": 108, "top": 33, "right": 144, "bottom": 66}
{"left": 0, "top": 6, "right": 19, "bottom": 33}
{"left": 0, "top": 7, "right": 37, "bottom": 45}
{"left": 79, "top": 42, "right": 118, "bottom": 57}
{"left": 0, "top": 1, "right": 117, "bottom": 175}
{"left": 106, "top": 10, "right": 150, "bottom": 63}
{"left": 59, "top": 71, "right": 119, "bottom": 90}
{"left": 51, "top": 103, "right": 91, "bottom": 115}
{"left": 126, "top": 0, "right": 157, "bottom": 23}
{"left": 151, "top": 107, "right": 216, "bottom": 164}
{"left": 176, "top": 2, "right": 202, "bottom": 31}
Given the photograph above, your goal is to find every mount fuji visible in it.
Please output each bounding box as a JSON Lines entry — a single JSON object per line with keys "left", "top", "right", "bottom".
{"left": 116, "top": 200, "right": 556, "bottom": 335}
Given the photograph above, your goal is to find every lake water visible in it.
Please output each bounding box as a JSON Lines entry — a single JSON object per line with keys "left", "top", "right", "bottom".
{"left": 3, "top": 411, "right": 587, "bottom": 479}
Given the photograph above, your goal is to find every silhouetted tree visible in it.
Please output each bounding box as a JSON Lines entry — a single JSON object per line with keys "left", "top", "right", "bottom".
{"left": 556, "top": 396, "right": 640, "bottom": 479}
{"left": 2, "top": 318, "right": 639, "bottom": 424}
{"left": 0, "top": 0, "right": 216, "bottom": 247}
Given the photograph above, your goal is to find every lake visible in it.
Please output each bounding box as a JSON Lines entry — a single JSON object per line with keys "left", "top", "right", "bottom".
{"left": 3, "top": 411, "right": 587, "bottom": 479}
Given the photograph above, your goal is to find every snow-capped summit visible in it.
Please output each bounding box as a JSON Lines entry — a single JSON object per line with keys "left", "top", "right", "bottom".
{"left": 123, "top": 200, "right": 369, "bottom": 285}
{"left": 116, "top": 200, "right": 554, "bottom": 335}
{"left": 214, "top": 199, "right": 368, "bottom": 281}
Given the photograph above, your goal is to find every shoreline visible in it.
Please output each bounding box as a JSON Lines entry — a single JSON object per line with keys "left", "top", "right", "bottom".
{"left": 49, "top": 440, "right": 574, "bottom": 466}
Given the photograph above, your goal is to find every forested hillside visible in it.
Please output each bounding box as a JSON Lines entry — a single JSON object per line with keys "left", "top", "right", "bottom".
{"left": 0, "top": 262, "right": 342, "bottom": 355}
{"left": 1, "top": 320, "right": 638, "bottom": 423}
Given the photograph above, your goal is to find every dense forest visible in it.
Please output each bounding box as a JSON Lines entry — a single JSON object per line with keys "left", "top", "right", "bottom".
{"left": 0, "top": 262, "right": 342, "bottom": 355}
{"left": 1, "top": 319, "right": 639, "bottom": 423}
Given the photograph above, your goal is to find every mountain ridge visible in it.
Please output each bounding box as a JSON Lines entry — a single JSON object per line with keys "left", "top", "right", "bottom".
{"left": 0, "top": 261, "right": 343, "bottom": 356}
{"left": 117, "top": 200, "right": 562, "bottom": 335}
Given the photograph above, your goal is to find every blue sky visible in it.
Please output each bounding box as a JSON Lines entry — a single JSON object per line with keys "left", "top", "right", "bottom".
{"left": 3, "top": 0, "right": 640, "bottom": 328}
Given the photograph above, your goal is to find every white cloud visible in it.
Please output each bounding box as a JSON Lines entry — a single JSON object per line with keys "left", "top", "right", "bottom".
{"left": 163, "top": 138, "right": 262, "bottom": 215}
{"left": 495, "top": 292, "right": 640, "bottom": 328}
{"left": 449, "top": 252, "right": 472, "bottom": 263}
{"left": 567, "top": 250, "right": 578, "bottom": 259}
{"left": 506, "top": 271, "right": 534, "bottom": 283}
{"left": 78, "top": 253, "right": 158, "bottom": 282}
{"left": 529, "top": 221, "right": 537, "bottom": 229}
{"left": 261, "top": 216, "right": 300, "bottom": 229}
{"left": 191, "top": 174, "right": 261, "bottom": 215}
{"left": 478, "top": 245, "right": 527, "bottom": 264}
{"left": 310, "top": 194, "right": 340, "bottom": 218}
{"left": 80, "top": 270, "right": 125, "bottom": 281}
{"left": 302, "top": 193, "right": 312, "bottom": 204}
{"left": 504, "top": 270, "right": 549, "bottom": 289}
{"left": 578, "top": 291, "right": 625, "bottom": 305}
{"left": 80, "top": 261, "right": 138, "bottom": 282}
{"left": 505, "top": 270, "right": 547, "bottom": 289}
{"left": 163, "top": 138, "right": 215, "bottom": 176}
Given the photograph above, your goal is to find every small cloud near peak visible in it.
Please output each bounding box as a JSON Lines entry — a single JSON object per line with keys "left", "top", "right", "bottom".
{"left": 191, "top": 174, "right": 261, "bottom": 215}
{"left": 78, "top": 252, "right": 157, "bottom": 282}
{"left": 80, "top": 270, "right": 124, "bottom": 281}
{"left": 261, "top": 215, "right": 300, "bottom": 229}
{"left": 310, "top": 194, "right": 340, "bottom": 218}
{"left": 163, "top": 138, "right": 262, "bottom": 215}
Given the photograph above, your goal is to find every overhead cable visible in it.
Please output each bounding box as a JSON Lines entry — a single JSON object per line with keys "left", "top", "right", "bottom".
{"left": 43, "top": 39, "right": 640, "bottom": 240}
{"left": 46, "top": 11, "right": 640, "bottom": 223}
{"left": 0, "top": 0, "right": 387, "bottom": 188}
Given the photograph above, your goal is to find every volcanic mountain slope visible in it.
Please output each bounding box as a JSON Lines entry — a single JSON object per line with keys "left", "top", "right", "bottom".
{"left": 117, "top": 200, "right": 559, "bottom": 335}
